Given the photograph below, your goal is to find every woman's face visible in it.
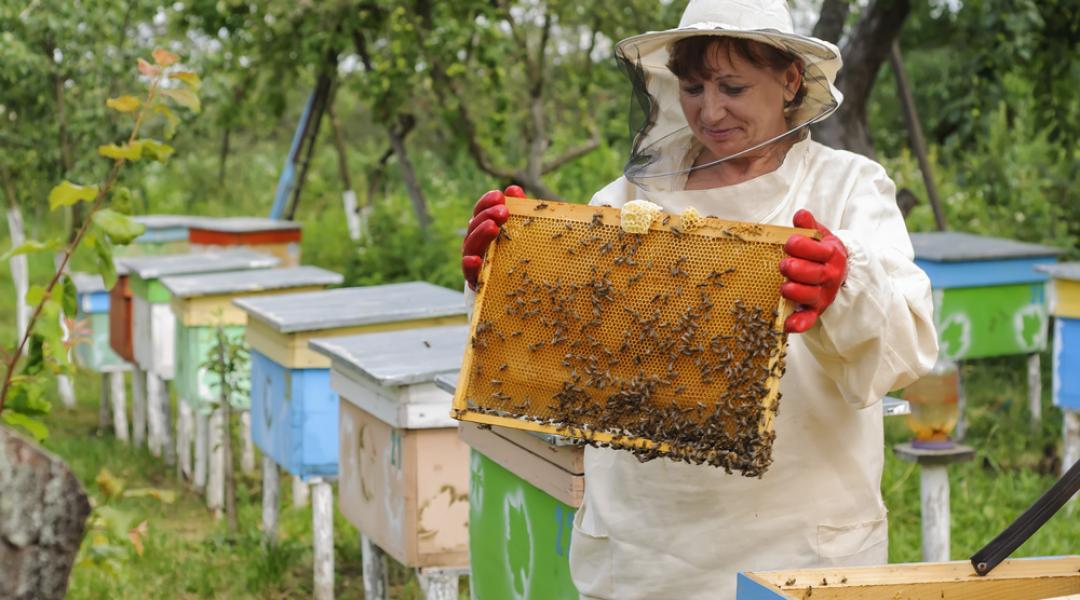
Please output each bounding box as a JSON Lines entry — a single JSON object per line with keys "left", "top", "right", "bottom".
{"left": 677, "top": 41, "right": 802, "bottom": 163}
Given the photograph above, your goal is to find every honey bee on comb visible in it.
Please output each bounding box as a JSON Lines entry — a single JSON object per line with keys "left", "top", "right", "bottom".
{"left": 452, "top": 196, "right": 810, "bottom": 476}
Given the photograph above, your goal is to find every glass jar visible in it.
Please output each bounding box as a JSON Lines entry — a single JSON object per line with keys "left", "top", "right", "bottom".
{"left": 901, "top": 358, "right": 960, "bottom": 449}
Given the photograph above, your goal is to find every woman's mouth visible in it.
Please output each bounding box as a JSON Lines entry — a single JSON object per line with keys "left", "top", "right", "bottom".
{"left": 702, "top": 126, "right": 738, "bottom": 141}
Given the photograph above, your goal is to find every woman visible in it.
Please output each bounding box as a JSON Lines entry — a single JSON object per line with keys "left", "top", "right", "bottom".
{"left": 462, "top": 1, "right": 938, "bottom": 597}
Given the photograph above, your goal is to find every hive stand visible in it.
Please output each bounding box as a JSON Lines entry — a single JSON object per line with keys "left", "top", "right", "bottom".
{"left": 893, "top": 442, "right": 975, "bottom": 563}
{"left": 311, "top": 325, "right": 472, "bottom": 600}
{"left": 188, "top": 217, "right": 303, "bottom": 267}
{"left": 436, "top": 372, "right": 584, "bottom": 600}
{"left": 233, "top": 283, "right": 468, "bottom": 600}
{"left": 160, "top": 266, "right": 343, "bottom": 500}
{"left": 912, "top": 232, "right": 1062, "bottom": 436}
{"left": 71, "top": 273, "right": 131, "bottom": 442}
{"left": 117, "top": 250, "right": 279, "bottom": 466}
{"left": 1037, "top": 263, "right": 1080, "bottom": 477}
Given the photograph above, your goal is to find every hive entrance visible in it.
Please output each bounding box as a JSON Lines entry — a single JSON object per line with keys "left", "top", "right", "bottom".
{"left": 452, "top": 198, "right": 808, "bottom": 476}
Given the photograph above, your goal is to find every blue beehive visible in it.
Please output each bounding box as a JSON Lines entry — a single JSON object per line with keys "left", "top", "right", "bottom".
{"left": 233, "top": 282, "right": 468, "bottom": 480}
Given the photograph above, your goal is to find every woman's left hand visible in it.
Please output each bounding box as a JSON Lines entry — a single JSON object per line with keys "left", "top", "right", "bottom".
{"left": 779, "top": 209, "right": 848, "bottom": 333}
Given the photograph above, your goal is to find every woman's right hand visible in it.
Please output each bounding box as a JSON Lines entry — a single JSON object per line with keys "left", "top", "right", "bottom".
{"left": 462, "top": 185, "right": 526, "bottom": 290}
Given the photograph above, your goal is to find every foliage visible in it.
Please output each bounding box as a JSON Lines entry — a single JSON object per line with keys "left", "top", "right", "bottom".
{"left": 0, "top": 49, "right": 200, "bottom": 440}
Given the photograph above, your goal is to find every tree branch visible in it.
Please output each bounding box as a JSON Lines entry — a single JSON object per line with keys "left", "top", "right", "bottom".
{"left": 542, "top": 134, "right": 600, "bottom": 174}
{"left": 812, "top": 0, "right": 851, "bottom": 44}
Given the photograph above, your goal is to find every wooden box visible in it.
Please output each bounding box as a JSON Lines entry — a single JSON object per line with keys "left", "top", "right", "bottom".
{"left": 121, "top": 250, "right": 279, "bottom": 379}
{"left": 310, "top": 324, "right": 471, "bottom": 569}
{"left": 163, "top": 266, "right": 343, "bottom": 413}
{"left": 71, "top": 272, "right": 128, "bottom": 373}
{"left": 189, "top": 217, "right": 303, "bottom": 267}
{"left": 1039, "top": 263, "right": 1080, "bottom": 410}
{"left": 234, "top": 283, "right": 468, "bottom": 480}
{"left": 437, "top": 372, "right": 582, "bottom": 599}
{"left": 737, "top": 556, "right": 1080, "bottom": 599}
{"left": 912, "top": 232, "right": 1061, "bottom": 360}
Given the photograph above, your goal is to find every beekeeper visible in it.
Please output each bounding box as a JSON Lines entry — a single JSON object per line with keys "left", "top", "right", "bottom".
{"left": 461, "top": 0, "right": 939, "bottom": 597}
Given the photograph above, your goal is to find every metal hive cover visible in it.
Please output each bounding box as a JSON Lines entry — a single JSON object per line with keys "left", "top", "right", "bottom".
{"left": 309, "top": 324, "right": 468, "bottom": 387}
{"left": 233, "top": 282, "right": 467, "bottom": 333}
{"left": 161, "top": 266, "right": 343, "bottom": 298}
{"left": 1036, "top": 262, "right": 1080, "bottom": 282}
{"left": 71, "top": 272, "right": 107, "bottom": 294}
{"left": 451, "top": 198, "right": 810, "bottom": 476}
{"left": 911, "top": 231, "right": 1062, "bottom": 262}
{"left": 190, "top": 217, "right": 301, "bottom": 233}
{"left": 131, "top": 214, "right": 207, "bottom": 230}
{"left": 116, "top": 249, "right": 279, "bottom": 279}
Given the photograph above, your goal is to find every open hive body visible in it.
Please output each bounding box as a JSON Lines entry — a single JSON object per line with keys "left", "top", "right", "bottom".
{"left": 737, "top": 556, "right": 1080, "bottom": 599}
{"left": 453, "top": 198, "right": 808, "bottom": 476}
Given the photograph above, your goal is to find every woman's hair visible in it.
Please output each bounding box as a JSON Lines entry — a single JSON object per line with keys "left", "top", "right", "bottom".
{"left": 667, "top": 36, "right": 807, "bottom": 108}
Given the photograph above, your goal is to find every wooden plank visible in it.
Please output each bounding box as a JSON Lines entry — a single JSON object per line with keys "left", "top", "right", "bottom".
{"left": 460, "top": 422, "right": 584, "bottom": 507}
{"left": 486, "top": 425, "right": 584, "bottom": 474}
{"left": 740, "top": 557, "right": 1080, "bottom": 600}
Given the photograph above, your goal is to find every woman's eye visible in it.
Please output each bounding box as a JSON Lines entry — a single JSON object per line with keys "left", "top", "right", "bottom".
{"left": 681, "top": 84, "right": 703, "bottom": 96}
{"left": 722, "top": 85, "right": 746, "bottom": 95}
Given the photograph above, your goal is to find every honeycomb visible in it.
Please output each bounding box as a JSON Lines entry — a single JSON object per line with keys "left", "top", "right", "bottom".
{"left": 452, "top": 198, "right": 813, "bottom": 476}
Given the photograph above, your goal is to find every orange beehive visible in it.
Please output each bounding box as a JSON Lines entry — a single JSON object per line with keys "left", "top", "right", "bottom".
{"left": 452, "top": 198, "right": 812, "bottom": 476}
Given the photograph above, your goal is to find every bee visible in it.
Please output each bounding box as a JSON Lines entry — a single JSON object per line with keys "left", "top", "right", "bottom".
{"left": 498, "top": 363, "right": 508, "bottom": 371}
{"left": 534, "top": 202, "right": 549, "bottom": 210}
{"left": 590, "top": 212, "right": 604, "bottom": 229}
{"left": 422, "top": 340, "right": 431, "bottom": 348}
{"left": 522, "top": 217, "right": 535, "bottom": 227}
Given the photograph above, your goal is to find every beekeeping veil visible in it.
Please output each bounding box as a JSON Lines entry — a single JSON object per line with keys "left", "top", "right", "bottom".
{"left": 615, "top": 0, "right": 843, "bottom": 192}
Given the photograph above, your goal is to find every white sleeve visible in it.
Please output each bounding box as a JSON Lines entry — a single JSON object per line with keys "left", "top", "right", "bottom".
{"left": 800, "top": 161, "right": 939, "bottom": 408}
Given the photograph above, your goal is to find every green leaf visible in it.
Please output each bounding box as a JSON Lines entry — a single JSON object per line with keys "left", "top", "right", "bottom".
{"left": 170, "top": 71, "right": 201, "bottom": 91}
{"left": 0, "top": 238, "right": 63, "bottom": 261}
{"left": 6, "top": 376, "right": 51, "bottom": 416}
{"left": 151, "top": 102, "right": 179, "bottom": 139}
{"left": 61, "top": 274, "right": 78, "bottom": 316}
{"left": 95, "top": 469, "right": 127, "bottom": 501}
{"left": 98, "top": 141, "right": 143, "bottom": 161}
{"left": 25, "top": 284, "right": 47, "bottom": 306}
{"left": 92, "top": 232, "right": 117, "bottom": 290}
{"left": 2, "top": 411, "right": 49, "bottom": 441}
{"left": 162, "top": 87, "right": 200, "bottom": 113}
{"left": 106, "top": 96, "right": 140, "bottom": 113}
{"left": 23, "top": 336, "right": 46, "bottom": 376}
{"left": 139, "top": 139, "right": 174, "bottom": 162}
{"left": 48, "top": 181, "right": 98, "bottom": 210}
{"left": 137, "top": 58, "right": 161, "bottom": 78}
{"left": 93, "top": 209, "right": 146, "bottom": 245}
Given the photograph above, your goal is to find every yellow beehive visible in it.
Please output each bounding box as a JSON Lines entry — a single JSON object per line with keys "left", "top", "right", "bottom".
{"left": 452, "top": 197, "right": 813, "bottom": 476}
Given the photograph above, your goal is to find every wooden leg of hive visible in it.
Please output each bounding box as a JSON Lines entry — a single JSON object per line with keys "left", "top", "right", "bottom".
{"left": 207, "top": 407, "right": 224, "bottom": 516}
{"left": 1064, "top": 411, "right": 1080, "bottom": 481}
{"left": 131, "top": 365, "right": 147, "bottom": 447}
{"left": 292, "top": 475, "right": 310, "bottom": 508}
{"left": 146, "top": 372, "right": 164, "bottom": 458}
{"left": 98, "top": 375, "right": 111, "bottom": 429}
{"left": 178, "top": 402, "right": 193, "bottom": 480}
{"left": 160, "top": 377, "right": 175, "bottom": 467}
{"left": 311, "top": 478, "right": 334, "bottom": 600}
{"left": 1028, "top": 353, "right": 1042, "bottom": 427}
{"left": 262, "top": 457, "right": 279, "bottom": 546}
{"left": 109, "top": 371, "right": 129, "bottom": 443}
{"left": 416, "top": 568, "right": 461, "bottom": 600}
{"left": 194, "top": 411, "right": 208, "bottom": 492}
{"left": 361, "top": 534, "right": 387, "bottom": 600}
{"left": 240, "top": 410, "right": 256, "bottom": 475}
{"left": 920, "top": 464, "right": 951, "bottom": 563}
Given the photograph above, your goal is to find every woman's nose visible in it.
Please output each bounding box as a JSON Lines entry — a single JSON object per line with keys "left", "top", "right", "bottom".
{"left": 701, "top": 87, "right": 728, "bottom": 125}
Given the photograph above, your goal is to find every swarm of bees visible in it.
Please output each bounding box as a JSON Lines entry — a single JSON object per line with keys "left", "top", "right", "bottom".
{"left": 454, "top": 199, "right": 794, "bottom": 477}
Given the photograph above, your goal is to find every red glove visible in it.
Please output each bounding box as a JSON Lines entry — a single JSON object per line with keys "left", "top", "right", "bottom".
{"left": 779, "top": 209, "right": 848, "bottom": 333}
{"left": 462, "top": 185, "right": 526, "bottom": 290}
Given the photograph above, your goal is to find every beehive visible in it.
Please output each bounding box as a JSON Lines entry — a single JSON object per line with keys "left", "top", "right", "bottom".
{"left": 452, "top": 198, "right": 812, "bottom": 476}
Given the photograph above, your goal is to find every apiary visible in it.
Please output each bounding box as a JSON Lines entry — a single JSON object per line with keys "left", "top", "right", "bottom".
{"left": 310, "top": 325, "right": 470, "bottom": 572}
{"left": 437, "top": 372, "right": 583, "bottom": 600}
{"left": 188, "top": 217, "right": 303, "bottom": 267}
{"left": 161, "top": 266, "right": 343, "bottom": 489}
{"left": 129, "top": 214, "right": 204, "bottom": 249}
{"left": 72, "top": 272, "right": 128, "bottom": 374}
{"left": 452, "top": 197, "right": 811, "bottom": 475}
{"left": 736, "top": 556, "right": 1080, "bottom": 599}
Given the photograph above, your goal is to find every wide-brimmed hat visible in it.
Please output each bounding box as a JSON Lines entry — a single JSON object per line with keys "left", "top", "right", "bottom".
{"left": 614, "top": 0, "right": 844, "bottom": 190}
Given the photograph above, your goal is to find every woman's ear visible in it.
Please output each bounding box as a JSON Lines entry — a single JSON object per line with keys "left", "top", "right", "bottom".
{"left": 783, "top": 61, "right": 803, "bottom": 102}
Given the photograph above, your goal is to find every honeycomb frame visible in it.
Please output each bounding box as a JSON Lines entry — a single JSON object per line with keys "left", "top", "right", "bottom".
{"left": 451, "top": 197, "right": 817, "bottom": 476}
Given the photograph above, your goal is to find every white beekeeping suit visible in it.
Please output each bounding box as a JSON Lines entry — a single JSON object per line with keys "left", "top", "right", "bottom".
{"left": 567, "top": 1, "right": 940, "bottom": 598}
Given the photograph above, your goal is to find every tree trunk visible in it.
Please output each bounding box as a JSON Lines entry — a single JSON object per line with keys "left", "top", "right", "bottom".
{"left": 327, "top": 101, "right": 362, "bottom": 241}
{"left": 218, "top": 127, "right": 230, "bottom": 188}
{"left": 1, "top": 167, "right": 29, "bottom": 341}
{"left": 387, "top": 116, "right": 432, "bottom": 230}
{"left": 0, "top": 426, "right": 91, "bottom": 600}
{"left": 812, "top": 0, "right": 911, "bottom": 157}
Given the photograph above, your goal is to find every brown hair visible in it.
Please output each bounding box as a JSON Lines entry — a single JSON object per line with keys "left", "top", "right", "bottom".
{"left": 667, "top": 36, "right": 806, "bottom": 107}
